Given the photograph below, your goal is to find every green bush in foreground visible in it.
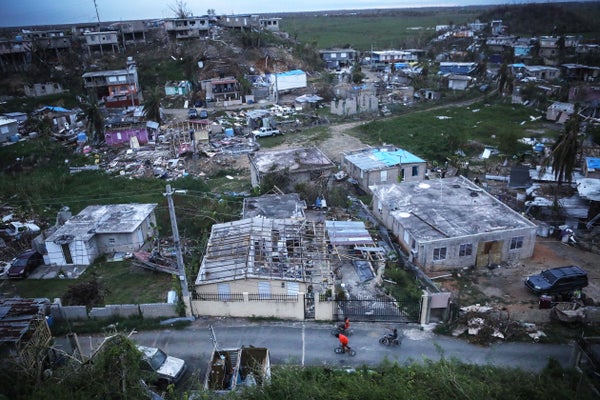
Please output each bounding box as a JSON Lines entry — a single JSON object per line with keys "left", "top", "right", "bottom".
{"left": 237, "top": 360, "right": 590, "bottom": 400}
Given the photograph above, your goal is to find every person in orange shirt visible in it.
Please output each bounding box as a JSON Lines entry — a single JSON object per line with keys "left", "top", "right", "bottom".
{"left": 335, "top": 333, "right": 350, "bottom": 352}
{"left": 337, "top": 317, "right": 350, "bottom": 333}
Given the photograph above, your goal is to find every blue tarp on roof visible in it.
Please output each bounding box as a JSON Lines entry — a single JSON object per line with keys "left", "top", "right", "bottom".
{"left": 276, "top": 69, "right": 305, "bottom": 77}
{"left": 374, "top": 148, "right": 425, "bottom": 165}
{"left": 345, "top": 148, "right": 425, "bottom": 171}
{"left": 42, "top": 106, "right": 72, "bottom": 113}
{"left": 586, "top": 157, "right": 600, "bottom": 171}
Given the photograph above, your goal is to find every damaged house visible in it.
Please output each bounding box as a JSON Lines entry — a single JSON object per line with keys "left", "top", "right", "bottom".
{"left": 342, "top": 146, "right": 427, "bottom": 194}
{"left": 43, "top": 203, "right": 157, "bottom": 267}
{"left": 242, "top": 193, "right": 307, "bottom": 219}
{"left": 248, "top": 147, "right": 336, "bottom": 191}
{"left": 370, "top": 176, "right": 537, "bottom": 271}
{"left": 193, "top": 216, "right": 330, "bottom": 320}
{"left": 0, "top": 298, "right": 51, "bottom": 369}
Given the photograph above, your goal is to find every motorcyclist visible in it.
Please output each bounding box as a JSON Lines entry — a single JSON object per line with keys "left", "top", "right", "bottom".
{"left": 335, "top": 333, "right": 350, "bottom": 352}
{"left": 386, "top": 328, "right": 398, "bottom": 340}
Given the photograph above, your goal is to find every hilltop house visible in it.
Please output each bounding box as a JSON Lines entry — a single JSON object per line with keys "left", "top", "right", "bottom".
{"left": 83, "top": 31, "right": 119, "bottom": 56}
{"left": 164, "top": 17, "right": 210, "bottom": 40}
{"left": 43, "top": 203, "right": 157, "bottom": 267}
{"left": 319, "top": 48, "right": 359, "bottom": 69}
{"left": 370, "top": 176, "right": 537, "bottom": 271}
{"left": 82, "top": 57, "right": 140, "bottom": 107}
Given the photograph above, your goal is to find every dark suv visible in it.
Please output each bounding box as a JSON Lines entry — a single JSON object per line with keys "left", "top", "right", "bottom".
{"left": 524, "top": 265, "right": 588, "bottom": 295}
{"left": 7, "top": 249, "right": 44, "bottom": 279}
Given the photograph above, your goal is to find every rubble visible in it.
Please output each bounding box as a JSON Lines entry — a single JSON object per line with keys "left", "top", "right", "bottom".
{"left": 451, "top": 303, "right": 543, "bottom": 345}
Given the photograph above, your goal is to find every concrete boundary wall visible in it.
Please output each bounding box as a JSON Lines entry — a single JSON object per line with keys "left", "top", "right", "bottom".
{"left": 50, "top": 302, "right": 177, "bottom": 321}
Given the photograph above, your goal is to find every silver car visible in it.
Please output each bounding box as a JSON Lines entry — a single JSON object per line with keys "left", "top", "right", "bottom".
{"left": 138, "top": 345, "right": 187, "bottom": 384}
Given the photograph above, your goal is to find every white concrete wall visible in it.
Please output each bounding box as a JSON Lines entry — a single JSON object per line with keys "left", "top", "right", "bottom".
{"left": 191, "top": 292, "right": 305, "bottom": 320}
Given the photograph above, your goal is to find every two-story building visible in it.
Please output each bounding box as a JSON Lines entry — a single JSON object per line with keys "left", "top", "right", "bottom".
{"left": 164, "top": 17, "right": 210, "bottom": 40}
{"left": 0, "top": 36, "right": 31, "bottom": 72}
{"left": 319, "top": 48, "right": 359, "bottom": 69}
{"left": 82, "top": 58, "right": 140, "bottom": 107}
{"left": 83, "top": 31, "right": 119, "bottom": 56}
{"left": 201, "top": 76, "right": 241, "bottom": 103}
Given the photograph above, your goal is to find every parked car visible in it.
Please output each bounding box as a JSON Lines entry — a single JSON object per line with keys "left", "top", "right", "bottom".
{"left": 137, "top": 345, "right": 187, "bottom": 385}
{"left": 7, "top": 249, "right": 44, "bottom": 279}
{"left": 198, "top": 109, "right": 208, "bottom": 119}
{"left": 187, "top": 108, "right": 198, "bottom": 119}
{"left": 524, "top": 265, "right": 588, "bottom": 295}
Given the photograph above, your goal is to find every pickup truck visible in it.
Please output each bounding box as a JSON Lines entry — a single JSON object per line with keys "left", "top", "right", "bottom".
{"left": 252, "top": 127, "right": 281, "bottom": 138}
{"left": 0, "top": 221, "right": 41, "bottom": 240}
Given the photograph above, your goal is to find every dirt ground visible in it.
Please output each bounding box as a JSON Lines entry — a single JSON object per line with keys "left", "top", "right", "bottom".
{"left": 438, "top": 240, "right": 600, "bottom": 324}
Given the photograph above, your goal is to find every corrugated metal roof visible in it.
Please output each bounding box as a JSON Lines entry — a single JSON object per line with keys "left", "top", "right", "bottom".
{"left": 325, "top": 220, "right": 375, "bottom": 246}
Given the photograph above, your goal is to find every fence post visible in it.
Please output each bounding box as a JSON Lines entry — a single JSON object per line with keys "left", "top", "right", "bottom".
{"left": 243, "top": 292, "right": 249, "bottom": 303}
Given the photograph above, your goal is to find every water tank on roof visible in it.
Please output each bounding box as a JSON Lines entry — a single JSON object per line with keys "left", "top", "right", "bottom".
{"left": 224, "top": 128, "right": 234, "bottom": 137}
{"left": 77, "top": 132, "right": 87, "bottom": 142}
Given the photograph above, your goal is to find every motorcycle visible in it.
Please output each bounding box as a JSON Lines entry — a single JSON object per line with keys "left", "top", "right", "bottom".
{"left": 379, "top": 335, "right": 401, "bottom": 346}
{"left": 334, "top": 346, "right": 356, "bottom": 356}
{"left": 379, "top": 330, "right": 402, "bottom": 346}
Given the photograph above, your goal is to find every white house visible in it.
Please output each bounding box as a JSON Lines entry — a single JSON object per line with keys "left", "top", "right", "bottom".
{"left": 267, "top": 70, "right": 307, "bottom": 93}
{"left": 370, "top": 176, "right": 537, "bottom": 271}
{"left": 44, "top": 203, "right": 157, "bottom": 267}
{"left": 0, "top": 118, "right": 18, "bottom": 143}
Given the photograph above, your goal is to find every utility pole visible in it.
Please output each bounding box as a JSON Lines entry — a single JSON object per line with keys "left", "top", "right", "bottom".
{"left": 92, "top": 0, "right": 101, "bottom": 24}
{"left": 165, "top": 184, "right": 190, "bottom": 302}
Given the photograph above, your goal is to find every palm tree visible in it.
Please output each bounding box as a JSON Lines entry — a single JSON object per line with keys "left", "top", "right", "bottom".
{"left": 142, "top": 86, "right": 163, "bottom": 124}
{"left": 548, "top": 105, "right": 582, "bottom": 188}
{"left": 79, "top": 94, "right": 105, "bottom": 145}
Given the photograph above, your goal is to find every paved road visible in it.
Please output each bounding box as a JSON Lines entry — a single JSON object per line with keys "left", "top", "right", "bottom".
{"left": 54, "top": 318, "right": 574, "bottom": 380}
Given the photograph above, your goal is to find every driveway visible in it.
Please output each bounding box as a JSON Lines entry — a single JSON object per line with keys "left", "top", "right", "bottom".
{"left": 53, "top": 318, "right": 573, "bottom": 382}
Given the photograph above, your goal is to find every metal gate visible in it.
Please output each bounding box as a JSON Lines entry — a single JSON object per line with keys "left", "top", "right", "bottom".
{"left": 334, "top": 295, "right": 421, "bottom": 323}
{"left": 304, "top": 295, "right": 315, "bottom": 319}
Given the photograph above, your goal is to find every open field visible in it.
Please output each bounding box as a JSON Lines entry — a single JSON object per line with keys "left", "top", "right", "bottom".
{"left": 281, "top": 7, "right": 484, "bottom": 50}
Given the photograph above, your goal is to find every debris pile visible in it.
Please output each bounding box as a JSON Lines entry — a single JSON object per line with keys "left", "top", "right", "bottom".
{"left": 451, "top": 304, "right": 536, "bottom": 345}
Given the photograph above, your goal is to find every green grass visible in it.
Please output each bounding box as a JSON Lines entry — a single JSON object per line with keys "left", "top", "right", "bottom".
{"left": 282, "top": 8, "right": 483, "bottom": 51}
{"left": 3, "top": 259, "right": 173, "bottom": 305}
{"left": 352, "top": 98, "right": 557, "bottom": 163}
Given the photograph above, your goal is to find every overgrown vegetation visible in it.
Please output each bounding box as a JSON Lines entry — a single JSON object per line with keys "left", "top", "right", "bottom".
{"left": 352, "top": 98, "right": 553, "bottom": 163}
{"left": 4, "top": 259, "right": 172, "bottom": 305}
